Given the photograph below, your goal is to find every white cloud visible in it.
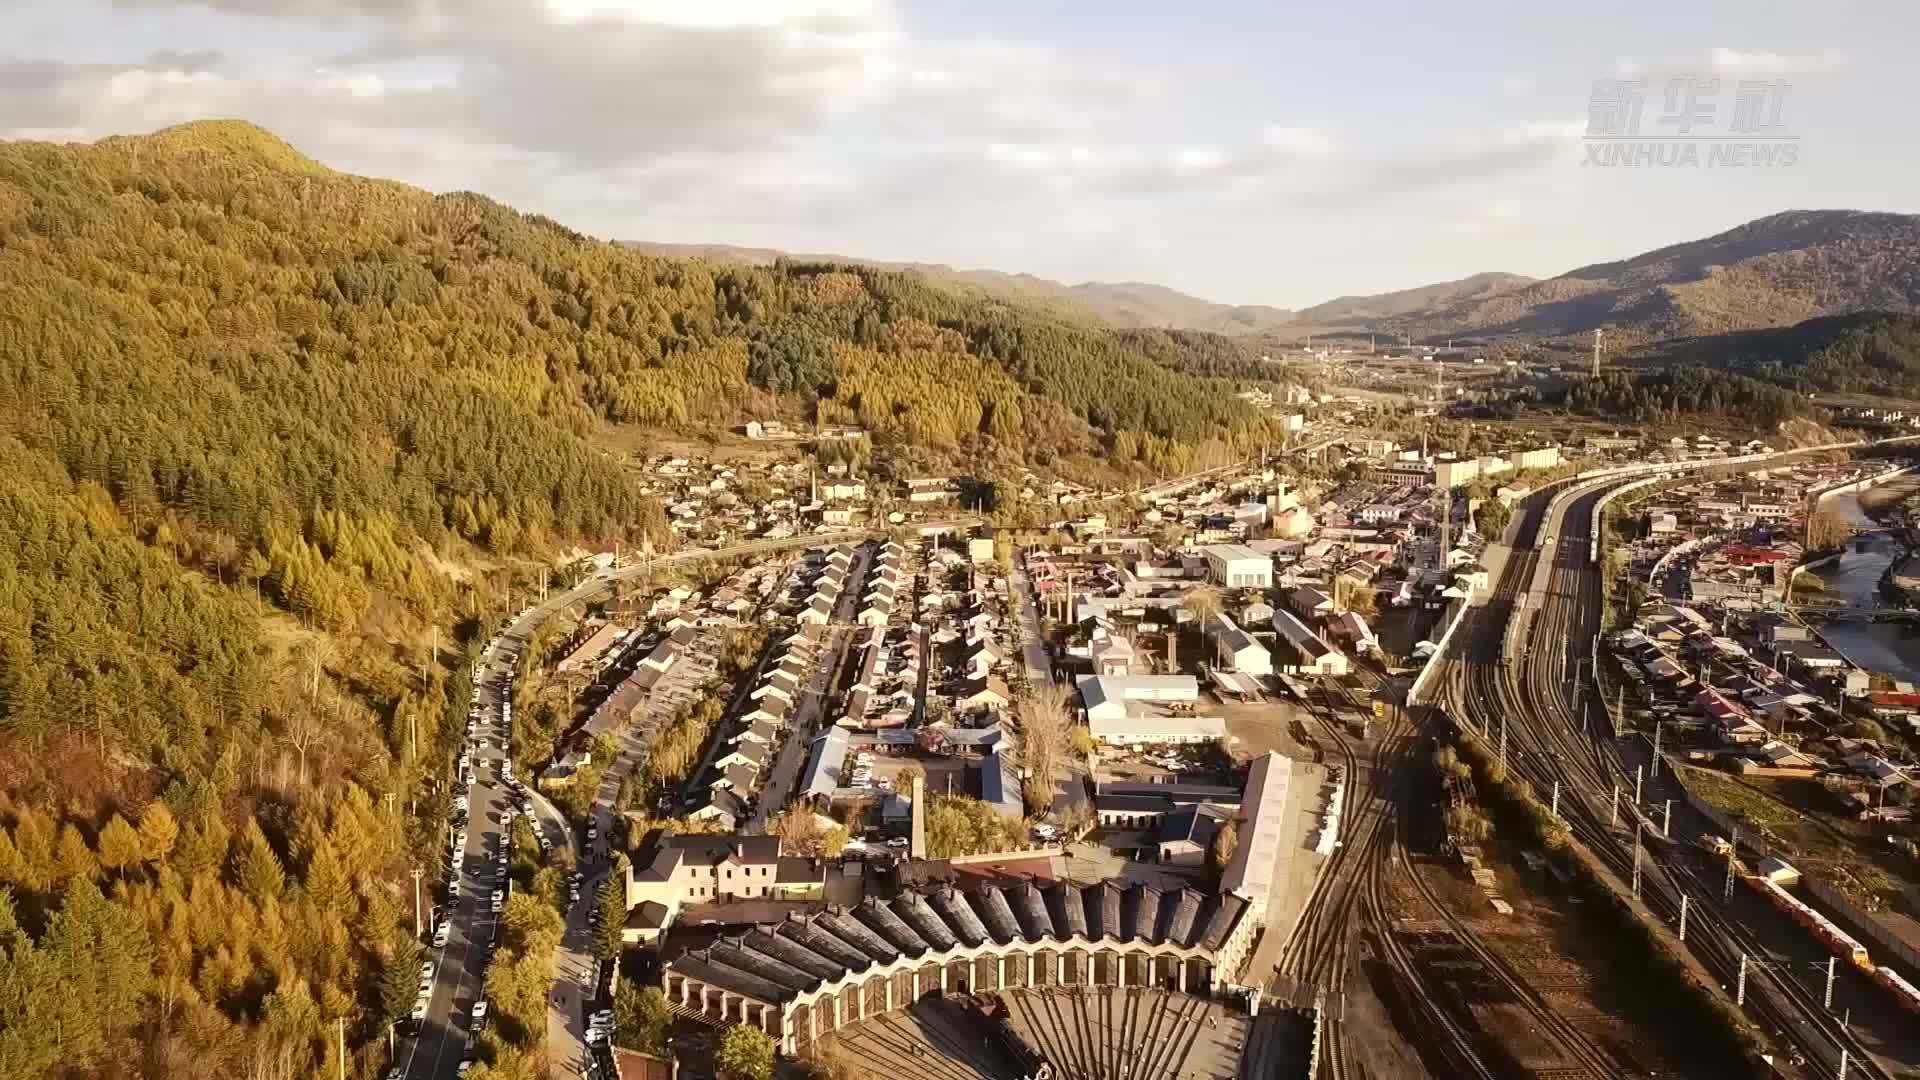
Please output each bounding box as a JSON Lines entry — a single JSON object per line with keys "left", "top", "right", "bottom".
{"left": 1617, "top": 47, "right": 1848, "bottom": 79}
{"left": 1259, "top": 125, "right": 1337, "bottom": 155}
{"left": 540, "top": 0, "right": 888, "bottom": 28}
{"left": 1706, "top": 47, "right": 1847, "bottom": 75}
{"left": 16, "top": 0, "right": 1664, "bottom": 305}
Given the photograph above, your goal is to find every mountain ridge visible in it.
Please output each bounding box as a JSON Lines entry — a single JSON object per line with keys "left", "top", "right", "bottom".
{"left": 634, "top": 209, "right": 1920, "bottom": 346}
{"left": 1376, "top": 209, "right": 1920, "bottom": 342}
{"left": 622, "top": 240, "right": 1297, "bottom": 333}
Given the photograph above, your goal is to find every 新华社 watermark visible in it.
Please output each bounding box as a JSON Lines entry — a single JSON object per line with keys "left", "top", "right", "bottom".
{"left": 1583, "top": 76, "right": 1799, "bottom": 167}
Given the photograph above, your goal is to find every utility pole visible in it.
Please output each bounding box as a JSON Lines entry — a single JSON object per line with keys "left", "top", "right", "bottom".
{"left": 1679, "top": 893, "right": 1690, "bottom": 942}
{"left": 338, "top": 1018, "right": 346, "bottom": 1080}
{"left": 411, "top": 868, "right": 424, "bottom": 938}
{"left": 1592, "top": 328, "right": 1604, "bottom": 379}
{"left": 1825, "top": 956, "right": 1838, "bottom": 1009}
{"left": 1724, "top": 835, "right": 1739, "bottom": 901}
{"left": 1736, "top": 953, "right": 1749, "bottom": 1007}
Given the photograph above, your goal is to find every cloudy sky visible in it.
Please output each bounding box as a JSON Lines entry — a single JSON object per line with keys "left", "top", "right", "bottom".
{"left": 3, "top": 0, "right": 1915, "bottom": 307}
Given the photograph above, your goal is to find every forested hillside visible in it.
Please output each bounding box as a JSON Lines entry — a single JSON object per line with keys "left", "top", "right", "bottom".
{"left": 1352, "top": 210, "right": 1920, "bottom": 342}
{"left": 625, "top": 239, "right": 1299, "bottom": 334}
{"left": 0, "top": 120, "right": 1274, "bottom": 1078}
{"left": 1659, "top": 312, "right": 1920, "bottom": 397}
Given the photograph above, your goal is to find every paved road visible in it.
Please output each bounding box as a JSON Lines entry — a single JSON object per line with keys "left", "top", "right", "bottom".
{"left": 1009, "top": 548, "right": 1087, "bottom": 821}
{"left": 545, "top": 636, "right": 720, "bottom": 1075}
{"left": 399, "top": 644, "right": 519, "bottom": 1078}
{"left": 1008, "top": 553, "right": 1055, "bottom": 688}
{"left": 745, "top": 546, "right": 870, "bottom": 832}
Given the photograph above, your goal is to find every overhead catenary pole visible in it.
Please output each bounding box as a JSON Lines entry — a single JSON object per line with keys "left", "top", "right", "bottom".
{"left": 1678, "top": 893, "right": 1690, "bottom": 942}
{"left": 1826, "top": 956, "right": 1838, "bottom": 1009}
{"left": 1663, "top": 798, "right": 1673, "bottom": 839}
{"left": 1736, "top": 953, "right": 1749, "bottom": 1007}
{"left": 1634, "top": 763, "right": 1644, "bottom": 806}
{"left": 1610, "top": 783, "right": 1620, "bottom": 827}
{"left": 1631, "top": 822, "right": 1643, "bottom": 898}
{"left": 1724, "top": 836, "right": 1740, "bottom": 901}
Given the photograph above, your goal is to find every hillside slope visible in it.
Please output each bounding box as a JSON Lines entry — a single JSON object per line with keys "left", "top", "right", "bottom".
{"left": 1380, "top": 210, "right": 1920, "bottom": 341}
{"left": 625, "top": 239, "right": 1296, "bottom": 333}
{"left": 1291, "top": 271, "right": 1535, "bottom": 327}
{"left": 0, "top": 119, "right": 1275, "bottom": 1077}
{"left": 1651, "top": 311, "right": 1920, "bottom": 396}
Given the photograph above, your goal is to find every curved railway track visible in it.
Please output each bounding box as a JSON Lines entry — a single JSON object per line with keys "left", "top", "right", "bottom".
{"left": 1275, "top": 664, "right": 1505, "bottom": 1079}
{"left": 1444, "top": 475, "right": 1897, "bottom": 1080}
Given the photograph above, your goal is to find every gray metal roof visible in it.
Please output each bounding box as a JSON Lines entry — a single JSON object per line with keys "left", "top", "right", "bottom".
{"left": 664, "top": 878, "right": 1247, "bottom": 1007}
{"left": 854, "top": 897, "right": 930, "bottom": 955}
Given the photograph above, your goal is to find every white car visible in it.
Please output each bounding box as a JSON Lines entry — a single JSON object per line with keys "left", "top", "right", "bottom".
{"left": 590, "top": 1009, "right": 614, "bottom": 1028}
{"left": 471, "top": 1001, "right": 489, "bottom": 1024}
{"left": 585, "top": 1027, "right": 606, "bottom": 1046}
{"left": 410, "top": 1000, "right": 428, "bottom": 1024}
{"left": 434, "top": 921, "right": 452, "bottom": 948}
{"left": 491, "top": 889, "right": 504, "bottom": 913}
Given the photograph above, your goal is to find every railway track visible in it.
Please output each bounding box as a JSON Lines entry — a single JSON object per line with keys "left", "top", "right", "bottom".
{"left": 1272, "top": 663, "right": 1509, "bottom": 1080}
{"left": 1443, "top": 476, "right": 1897, "bottom": 1080}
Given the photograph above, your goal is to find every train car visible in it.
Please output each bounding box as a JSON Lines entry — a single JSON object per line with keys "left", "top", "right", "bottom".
{"left": 1747, "top": 876, "right": 1873, "bottom": 971}
{"left": 1871, "top": 964, "right": 1920, "bottom": 1015}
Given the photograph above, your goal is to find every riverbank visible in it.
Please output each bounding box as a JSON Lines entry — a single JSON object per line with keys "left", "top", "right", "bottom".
{"left": 1809, "top": 474, "right": 1920, "bottom": 684}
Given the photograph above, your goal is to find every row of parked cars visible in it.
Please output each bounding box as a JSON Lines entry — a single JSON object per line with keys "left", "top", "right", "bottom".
{"left": 396, "top": 658, "right": 519, "bottom": 1077}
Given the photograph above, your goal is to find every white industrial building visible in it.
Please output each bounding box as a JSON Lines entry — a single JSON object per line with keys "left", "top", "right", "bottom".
{"left": 1076, "top": 675, "right": 1222, "bottom": 745}
{"left": 1200, "top": 544, "right": 1273, "bottom": 589}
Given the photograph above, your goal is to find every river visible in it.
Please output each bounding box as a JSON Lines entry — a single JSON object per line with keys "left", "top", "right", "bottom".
{"left": 1809, "top": 475, "right": 1920, "bottom": 685}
